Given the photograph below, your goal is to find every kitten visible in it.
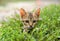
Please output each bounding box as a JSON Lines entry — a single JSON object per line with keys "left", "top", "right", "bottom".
{"left": 20, "top": 8, "right": 40, "bottom": 32}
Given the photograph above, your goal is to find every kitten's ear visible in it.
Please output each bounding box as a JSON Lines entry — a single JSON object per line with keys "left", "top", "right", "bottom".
{"left": 20, "top": 8, "right": 26, "bottom": 17}
{"left": 35, "top": 8, "right": 40, "bottom": 17}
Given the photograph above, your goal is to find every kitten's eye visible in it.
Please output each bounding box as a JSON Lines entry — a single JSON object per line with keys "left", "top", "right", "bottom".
{"left": 33, "top": 20, "right": 36, "bottom": 23}
{"left": 25, "top": 20, "right": 29, "bottom": 23}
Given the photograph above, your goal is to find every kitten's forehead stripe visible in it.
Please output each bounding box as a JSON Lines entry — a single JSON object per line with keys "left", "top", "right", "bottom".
{"left": 28, "top": 12, "right": 33, "bottom": 19}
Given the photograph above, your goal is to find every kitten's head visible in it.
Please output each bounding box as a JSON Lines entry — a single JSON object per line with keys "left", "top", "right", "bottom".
{"left": 20, "top": 8, "right": 40, "bottom": 30}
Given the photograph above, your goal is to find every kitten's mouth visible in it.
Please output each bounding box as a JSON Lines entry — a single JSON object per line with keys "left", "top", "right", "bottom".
{"left": 28, "top": 27, "right": 33, "bottom": 30}
{"left": 27, "top": 27, "right": 34, "bottom": 33}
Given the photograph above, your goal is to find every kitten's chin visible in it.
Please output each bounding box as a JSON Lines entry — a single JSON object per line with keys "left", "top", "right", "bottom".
{"left": 27, "top": 27, "right": 34, "bottom": 33}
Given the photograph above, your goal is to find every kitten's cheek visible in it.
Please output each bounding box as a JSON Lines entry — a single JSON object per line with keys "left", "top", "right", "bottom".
{"left": 33, "top": 23, "right": 37, "bottom": 27}
{"left": 25, "top": 23, "right": 29, "bottom": 28}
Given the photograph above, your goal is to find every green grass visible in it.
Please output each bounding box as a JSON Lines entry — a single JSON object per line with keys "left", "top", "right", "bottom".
{"left": 0, "top": 4, "right": 60, "bottom": 41}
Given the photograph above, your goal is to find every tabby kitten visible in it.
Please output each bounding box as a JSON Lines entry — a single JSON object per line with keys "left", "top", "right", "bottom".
{"left": 20, "top": 8, "right": 40, "bottom": 32}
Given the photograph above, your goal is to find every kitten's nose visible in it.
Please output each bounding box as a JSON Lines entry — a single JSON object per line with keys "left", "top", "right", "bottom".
{"left": 29, "top": 26, "right": 33, "bottom": 30}
{"left": 30, "top": 26, "right": 32, "bottom": 27}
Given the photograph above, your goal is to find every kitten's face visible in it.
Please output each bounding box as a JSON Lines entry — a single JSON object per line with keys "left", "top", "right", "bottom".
{"left": 20, "top": 8, "right": 40, "bottom": 30}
